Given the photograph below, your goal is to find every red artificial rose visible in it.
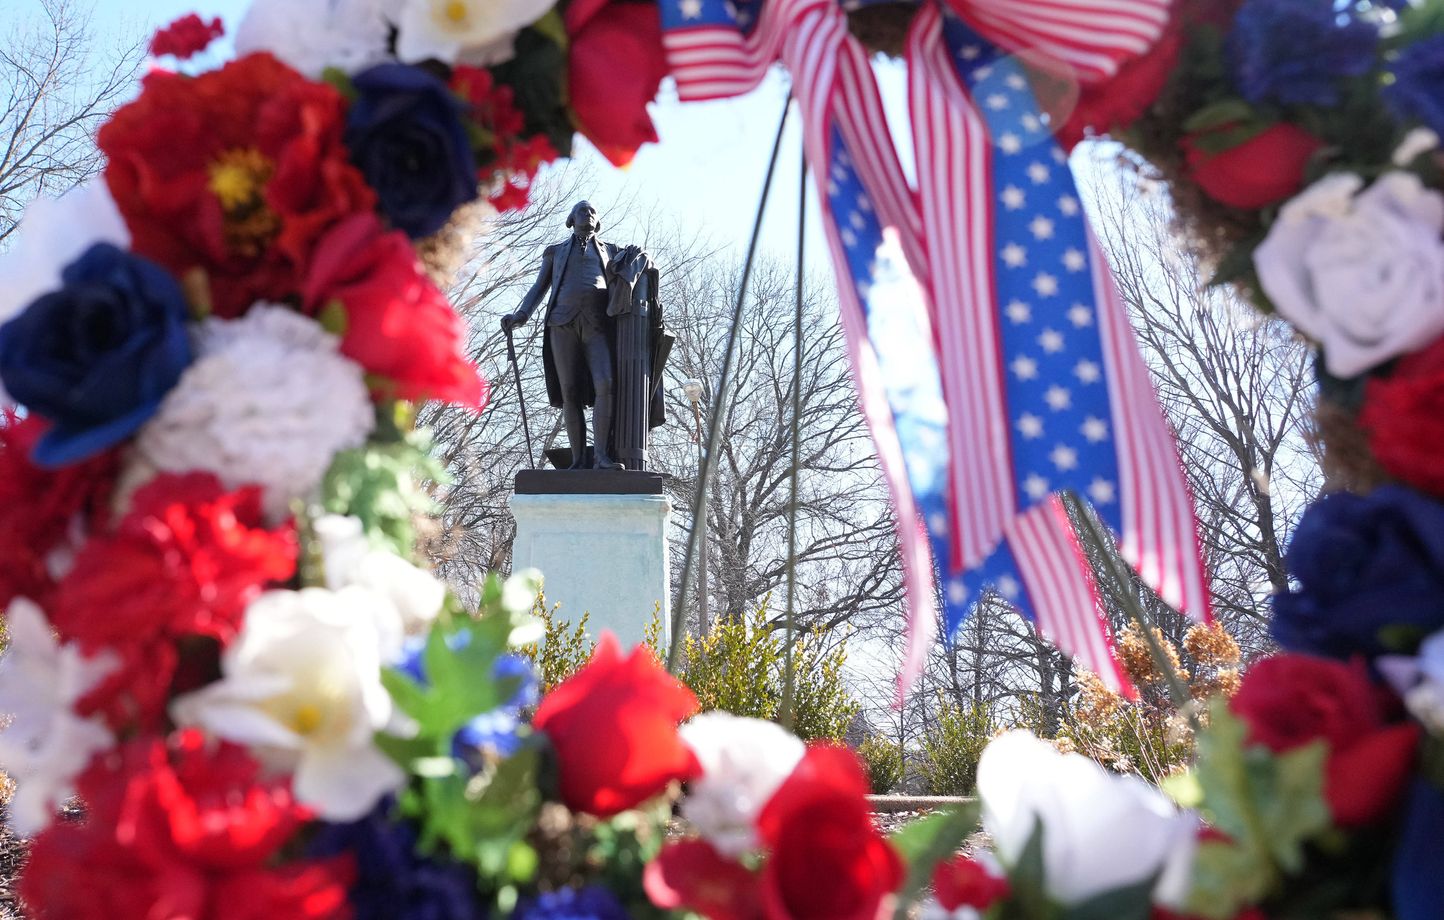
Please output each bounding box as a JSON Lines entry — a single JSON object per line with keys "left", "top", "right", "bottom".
{"left": 1229, "top": 654, "right": 1420, "bottom": 827}
{"left": 533, "top": 631, "right": 701, "bottom": 816}
{"left": 303, "top": 213, "right": 486, "bottom": 406}
{"left": 1181, "top": 123, "right": 1323, "bottom": 210}
{"left": 1360, "top": 335, "right": 1444, "bottom": 497}
{"left": 0, "top": 413, "right": 119, "bottom": 609}
{"left": 19, "top": 731, "right": 351, "bottom": 920}
{"left": 755, "top": 745, "right": 904, "bottom": 920}
{"left": 52, "top": 473, "right": 297, "bottom": 730}
{"left": 932, "top": 855, "right": 1010, "bottom": 911}
{"left": 99, "top": 53, "right": 375, "bottom": 318}
{"left": 645, "top": 839, "right": 764, "bottom": 920}
{"left": 150, "top": 13, "right": 225, "bottom": 59}
{"left": 565, "top": 0, "right": 668, "bottom": 167}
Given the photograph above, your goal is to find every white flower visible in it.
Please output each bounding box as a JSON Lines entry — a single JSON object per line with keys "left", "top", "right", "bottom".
{"left": 678, "top": 712, "right": 806, "bottom": 856}
{"left": 394, "top": 0, "right": 553, "bottom": 65}
{"left": 234, "top": 0, "right": 394, "bottom": 78}
{"left": 1254, "top": 171, "right": 1444, "bottom": 378}
{"left": 1393, "top": 128, "right": 1440, "bottom": 167}
{"left": 976, "top": 731, "right": 1199, "bottom": 905}
{"left": 1380, "top": 630, "right": 1444, "bottom": 733}
{"left": 136, "top": 305, "right": 374, "bottom": 522}
{"left": 0, "top": 181, "right": 129, "bottom": 331}
{"left": 170, "top": 587, "right": 404, "bottom": 821}
{"left": 0, "top": 599, "right": 117, "bottom": 835}
{"left": 314, "top": 513, "right": 445, "bottom": 647}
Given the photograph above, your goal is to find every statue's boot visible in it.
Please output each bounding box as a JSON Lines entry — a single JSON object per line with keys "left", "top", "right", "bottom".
{"left": 592, "top": 398, "right": 624, "bottom": 470}
{"left": 564, "top": 403, "right": 589, "bottom": 470}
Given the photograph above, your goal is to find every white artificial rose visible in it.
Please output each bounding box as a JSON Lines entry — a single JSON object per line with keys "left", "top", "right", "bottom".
{"left": 394, "top": 0, "right": 553, "bottom": 65}
{"left": 0, "top": 599, "right": 117, "bottom": 835}
{"left": 234, "top": 0, "right": 394, "bottom": 77}
{"left": 136, "top": 305, "right": 375, "bottom": 522}
{"left": 678, "top": 712, "right": 806, "bottom": 856}
{"left": 1380, "top": 629, "right": 1444, "bottom": 733}
{"left": 170, "top": 587, "right": 405, "bottom": 821}
{"left": 1254, "top": 171, "right": 1444, "bottom": 378}
{"left": 314, "top": 513, "right": 445, "bottom": 646}
{"left": 976, "top": 731, "right": 1199, "bottom": 906}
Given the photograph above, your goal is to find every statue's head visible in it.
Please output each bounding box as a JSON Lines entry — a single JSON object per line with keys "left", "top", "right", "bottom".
{"left": 565, "top": 200, "right": 600, "bottom": 235}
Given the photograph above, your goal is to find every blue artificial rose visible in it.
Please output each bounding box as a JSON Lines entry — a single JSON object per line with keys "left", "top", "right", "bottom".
{"left": 345, "top": 63, "right": 478, "bottom": 239}
{"left": 0, "top": 242, "right": 192, "bottom": 467}
{"left": 309, "top": 800, "right": 487, "bottom": 920}
{"left": 1272, "top": 486, "right": 1444, "bottom": 659}
{"left": 1385, "top": 35, "right": 1444, "bottom": 137}
{"left": 512, "top": 886, "right": 631, "bottom": 920}
{"left": 1228, "top": 0, "right": 1378, "bottom": 107}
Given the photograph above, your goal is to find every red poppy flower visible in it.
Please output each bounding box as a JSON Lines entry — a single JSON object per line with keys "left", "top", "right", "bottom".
{"left": 565, "top": 0, "right": 668, "bottom": 167}
{"left": 533, "top": 632, "right": 701, "bottom": 816}
{"left": 98, "top": 53, "right": 375, "bottom": 318}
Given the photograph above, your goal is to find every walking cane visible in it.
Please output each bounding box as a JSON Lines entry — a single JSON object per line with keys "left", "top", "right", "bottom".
{"left": 504, "top": 324, "right": 536, "bottom": 469}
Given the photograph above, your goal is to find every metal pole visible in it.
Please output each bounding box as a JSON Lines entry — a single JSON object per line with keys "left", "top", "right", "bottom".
{"left": 505, "top": 326, "right": 535, "bottom": 469}
{"left": 781, "top": 143, "right": 806, "bottom": 731}
{"left": 690, "top": 397, "right": 710, "bottom": 636}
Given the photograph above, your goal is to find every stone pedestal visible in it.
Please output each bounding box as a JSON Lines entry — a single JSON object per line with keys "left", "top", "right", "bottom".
{"left": 509, "top": 471, "right": 671, "bottom": 650}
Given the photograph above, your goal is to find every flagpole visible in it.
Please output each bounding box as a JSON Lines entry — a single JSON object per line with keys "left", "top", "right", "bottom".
{"left": 780, "top": 142, "right": 807, "bottom": 730}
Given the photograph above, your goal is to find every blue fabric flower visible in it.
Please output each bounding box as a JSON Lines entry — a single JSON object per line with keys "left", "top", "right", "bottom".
{"left": 309, "top": 800, "right": 487, "bottom": 920}
{"left": 398, "top": 636, "right": 539, "bottom": 766}
{"left": 0, "top": 243, "right": 192, "bottom": 467}
{"left": 1228, "top": 0, "right": 1378, "bottom": 106}
{"left": 512, "top": 886, "right": 630, "bottom": 920}
{"left": 1393, "top": 779, "right": 1444, "bottom": 920}
{"left": 1385, "top": 35, "right": 1444, "bottom": 136}
{"left": 1272, "top": 486, "right": 1444, "bottom": 659}
{"left": 345, "top": 63, "right": 478, "bottom": 239}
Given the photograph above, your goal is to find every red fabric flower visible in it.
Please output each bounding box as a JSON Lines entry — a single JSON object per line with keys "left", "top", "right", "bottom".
{"left": 52, "top": 472, "right": 297, "bottom": 730}
{"left": 0, "top": 413, "right": 118, "bottom": 610}
{"left": 1052, "top": 28, "right": 1183, "bottom": 150}
{"left": 565, "top": 0, "right": 668, "bottom": 167}
{"left": 1181, "top": 123, "right": 1323, "bottom": 210}
{"left": 491, "top": 134, "right": 560, "bottom": 212}
{"left": 19, "top": 731, "right": 351, "bottom": 920}
{"left": 98, "top": 53, "right": 375, "bottom": 319}
{"left": 1361, "top": 335, "right": 1444, "bottom": 497}
{"left": 150, "top": 14, "right": 224, "bottom": 59}
{"left": 533, "top": 631, "right": 701, "bottom": 816}
{"left": 931, "top": 855, "right": 1010, "bottom": 911}
{"left": 1229, "top": 653, "right": 1420, "bottom": 827}
{"left": 303, "top": 213, "right": 486, "bottom": 406}
{"left": 449, "top": 67, "right": 558, "bottom": 211}
{"left": 645, "top": 839, "right": 763, "bottom": 920}
{"left": 755, "top": 745, "right": 903, "bottom": 920}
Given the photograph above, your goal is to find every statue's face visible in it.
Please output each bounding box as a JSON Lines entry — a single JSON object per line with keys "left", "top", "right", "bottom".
{"left": 570, "top": 201, "right": 598, "bottom": 236}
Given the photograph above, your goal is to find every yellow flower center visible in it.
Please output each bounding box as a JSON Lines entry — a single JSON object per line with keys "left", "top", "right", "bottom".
{"left": 207, "top": 147, "right": 279, "bottom": 257}
{"left": 443, "top": 0, "right": 469, "bottom": 24}
{"left": 289, "top": 702, "right": 325, "bottom": 736}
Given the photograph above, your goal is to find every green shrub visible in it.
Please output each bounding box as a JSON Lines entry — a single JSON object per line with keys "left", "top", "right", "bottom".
{"left": 518, "top": 593, "right": 595, "bottom": 693}
{"left": 858, "top": 736, "right": 904, "bottom": 794}
{"left": 918, "top": 699, "right": 995, "bottom": 796}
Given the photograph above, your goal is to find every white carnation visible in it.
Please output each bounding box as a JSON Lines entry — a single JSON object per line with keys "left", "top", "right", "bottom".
{"left": 679, "top": 712, "right": 806, "bottom": 856}
{"left": 170, "top": 587, "right": 404, "bottom": 821}
{"left": 314, "top": 513, "right": 445, "bottom": 648}
{"left": 1254, "top": 171, "right": 1444, "bottom": 378}
{"left": 136, "top": 305, "right": 374, "bottom": 522}
{"left": 0, "top": 599, "right": 117, "bottom": 835}
{"left": 234, "top": 0, "right": 394, "bottom": 78}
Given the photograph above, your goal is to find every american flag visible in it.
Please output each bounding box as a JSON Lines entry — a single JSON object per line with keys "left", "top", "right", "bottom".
{"left": 660, "top": 0, "right": 1210, "bottom": 696}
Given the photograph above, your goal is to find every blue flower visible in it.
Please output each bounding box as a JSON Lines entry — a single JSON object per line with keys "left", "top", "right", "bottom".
{"left": 1385, "top": 35, "right": 1444, "bottom": 136}
{"left": 512, "top": 886, "right": 631, "bottom": 920}
{"left": 345, "top": 63, "right": 478, "bottom": 239}
{"left": 398, "top": 635, "right": 539, "bottom": 766}
{"left": 309, "top": 800, "right": 487, "bottom": 920}
{"left": 1228, "top": 0, "right": 1378, "bottom": 107}
{"left": 1393, "top": 779, "right": 1444, "bottom": 920}
{"left": 1272, "top": 486, "right": 1444, "bottom": 659}
{"left": 0, "top": 243, "right": 192, "bottom": 466}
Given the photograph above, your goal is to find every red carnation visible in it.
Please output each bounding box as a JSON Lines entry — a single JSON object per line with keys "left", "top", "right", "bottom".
{"left": 52, "top": 472, "right": 297, "bottom": 730}
{"left": 0, "top": 413, "right": 119, "bottom": 610}
{"left": 1360, "top": 335, "right": 1444, "bottom": 497}
{"left": 755, "top": 745, "right": 904, "bottom": 920}
{"left": 565, "top": 0, "right": 668, "bottom": 167}
{"left": 1181, "top": 123, "right": 1323, "bottom": 210}
{"left": 303, "top": 213, "right": 486, "bottom": 406}
{"left": 1230, "top": 654, "right": 1419, "bottom": 827}
{"left": 932, "top": 855, "right": 1010, "bottom": 911}
{"left": 19, "top": 731, "right": 351, "bottom": 920}
{"left": 533, "top": 632, "right": 701, "bottom": 816}
{"left": 98, "top": 53, "right": 375, "bottom": 318}
{"left": 150, "top": 14, "right": 224, "bottom": 60}
{"left": 645, "top": 839, "right": 764, "bottom": 920}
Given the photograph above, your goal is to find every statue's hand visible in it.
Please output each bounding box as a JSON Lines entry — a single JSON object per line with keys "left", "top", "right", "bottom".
{"left": 500, "top": 312, "right": 519, "bottom": 333}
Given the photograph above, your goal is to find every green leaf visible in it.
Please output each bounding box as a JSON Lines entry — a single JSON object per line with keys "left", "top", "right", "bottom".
{"left": 889, "top": 802, "right": 982, "bottom": 918}
{"left": 490, "top": 26, "right": 573, "bottom": 158}
{"left": 1007, "top": 817, "right": 1055, "bottom": 920}
{"left": 318, "top": 300, "right": 348, "bottom": 336}
{"left": 1060, "top": 875, "right": 1157, "bottom": 920}
{"left": 320, "top": 429, "right": 447, "bottom": 559}
{"left": 1181, "top": 98, "right": 1260, "bottom": 134}
{"left": 319, "top": 66, "right": 357, "bottom": 102}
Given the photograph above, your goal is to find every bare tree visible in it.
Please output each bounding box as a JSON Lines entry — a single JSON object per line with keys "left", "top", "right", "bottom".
{"left": 1, "top": 0, "right": 141, "bottom": 243}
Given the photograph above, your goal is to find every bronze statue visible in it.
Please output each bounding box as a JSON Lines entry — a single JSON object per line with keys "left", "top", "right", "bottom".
{"left": 501, "top": 200, "right": 672, "bottom": 472}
